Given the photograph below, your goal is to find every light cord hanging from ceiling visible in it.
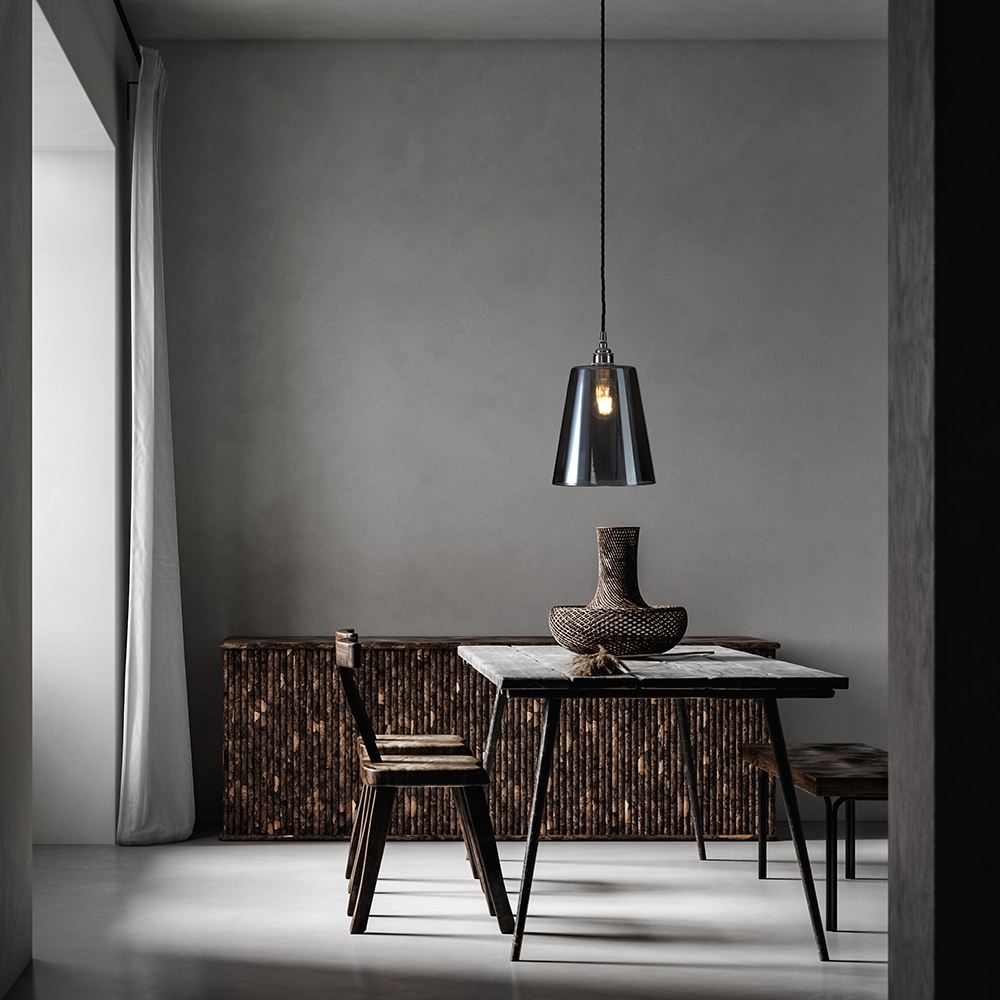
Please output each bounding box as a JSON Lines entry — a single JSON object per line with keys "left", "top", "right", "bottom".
{"left": 600, "top": 0, "right": 606, "bottom": 336}
{"left": 598, "top": 0, "right": 610, "bottom": 361}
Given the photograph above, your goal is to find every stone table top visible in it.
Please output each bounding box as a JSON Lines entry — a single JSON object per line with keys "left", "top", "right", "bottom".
{"left": 458, "top": 644, "right": 849, "bottom": 697}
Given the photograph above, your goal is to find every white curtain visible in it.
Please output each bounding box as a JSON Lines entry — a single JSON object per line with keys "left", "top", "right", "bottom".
{"left": 118, "top": 48, "right": 195, "bottom": 845}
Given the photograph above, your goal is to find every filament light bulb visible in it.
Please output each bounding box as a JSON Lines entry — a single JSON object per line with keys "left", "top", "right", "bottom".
{"left": 595, "top": 382, "right": 614, "bottom": 417}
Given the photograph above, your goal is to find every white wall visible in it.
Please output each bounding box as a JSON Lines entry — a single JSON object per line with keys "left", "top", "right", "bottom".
{"left": 32, "top": 148, "right": 119, "bottom": 844}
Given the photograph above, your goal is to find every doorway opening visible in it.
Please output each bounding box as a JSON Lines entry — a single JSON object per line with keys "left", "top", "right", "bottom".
{"left": 31, "top": 0, "right": 120, "bottom": 845}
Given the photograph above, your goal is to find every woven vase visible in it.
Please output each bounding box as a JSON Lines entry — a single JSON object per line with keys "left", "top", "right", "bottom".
{"left": 549, "top": 526, "right": 687, "bottom": 655}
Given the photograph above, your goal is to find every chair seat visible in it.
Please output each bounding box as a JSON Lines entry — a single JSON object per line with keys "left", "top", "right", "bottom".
{"left": 357, "top": 733, "right": 470, "bottom": 756}
{"left": 740, "top": 742, "right": 887, "bottom": 798}
{"left": 359, "top": 753, "right": 489, "bottom": 787}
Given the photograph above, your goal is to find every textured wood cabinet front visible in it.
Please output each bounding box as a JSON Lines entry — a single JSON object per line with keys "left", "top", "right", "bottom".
{"left": 221, "top": 636, "right": 778, "bottom": 840}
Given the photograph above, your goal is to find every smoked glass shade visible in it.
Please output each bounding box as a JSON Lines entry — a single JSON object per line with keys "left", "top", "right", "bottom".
{"left": 552, "top": 364, "right": 655, "bottom": 486}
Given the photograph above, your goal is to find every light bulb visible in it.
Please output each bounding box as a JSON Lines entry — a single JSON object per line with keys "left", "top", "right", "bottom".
{"left": 595, "top": 382, "right": 614, "bottom": 417}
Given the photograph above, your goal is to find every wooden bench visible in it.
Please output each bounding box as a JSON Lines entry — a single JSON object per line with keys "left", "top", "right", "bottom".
{"left": 740, "top": 742, "right": 888, "bottom": 931}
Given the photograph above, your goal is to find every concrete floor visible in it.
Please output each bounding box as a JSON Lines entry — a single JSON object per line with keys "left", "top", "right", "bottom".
{"left": 8, "top": 831, "right": 887, "bottom": 1000}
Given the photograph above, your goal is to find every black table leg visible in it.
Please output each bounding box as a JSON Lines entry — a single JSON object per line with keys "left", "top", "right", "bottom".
{"left": 845, "top": 799, "right": 856, "bottom": 879}
{"left": 511, "top": 697, "right": 561, "bottom": 962}
{"left": 758, "top": 769, "right": 769, "bottom": 879}
{"left": 676, "top": 699, "right": 707, "bottom": 861}
{"left": 483, "top": 688, "right": 507, "bottom": 778}
{"left": 762, "top": 698, "right": 829, "bottom": 961}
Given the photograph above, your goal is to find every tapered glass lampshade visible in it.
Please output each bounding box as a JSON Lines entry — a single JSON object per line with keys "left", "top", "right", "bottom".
{"left": 552, "top": 364, "right": 655, "bottom": 486}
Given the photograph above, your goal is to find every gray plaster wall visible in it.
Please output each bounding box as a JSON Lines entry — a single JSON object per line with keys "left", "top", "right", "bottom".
{"left": 157, "top": 40, "right": 888, "bottom": 823}
{"left": 0, "top": 1, "right": 33, "bottom": 990}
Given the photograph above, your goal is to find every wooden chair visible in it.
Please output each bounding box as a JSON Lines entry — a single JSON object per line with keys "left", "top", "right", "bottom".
{"left": 344, "top": 735, "right": 469, "bottom": 879}
{"left": 741, "top": 742, "right": 888, "bottom": 931}
{"left": 335, "top": 629, "right": 514, "bottom": 935}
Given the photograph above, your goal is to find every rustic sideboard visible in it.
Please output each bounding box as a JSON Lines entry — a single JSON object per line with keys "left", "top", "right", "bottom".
{"left": 221, "top": 635, "right": 779, "bottom": 841}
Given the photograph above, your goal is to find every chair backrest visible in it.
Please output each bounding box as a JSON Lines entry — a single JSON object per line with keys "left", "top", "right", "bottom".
{"left": 335, "top": 628, "right": 382, "bottom": 762}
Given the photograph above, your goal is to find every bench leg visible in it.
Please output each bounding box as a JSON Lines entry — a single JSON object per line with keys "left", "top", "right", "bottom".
{"left": 825, "top": 796, "right": 849, "bottom": 931}
{"left": 845, "top": 799, "right": 857, "bottom": 879}
{"left": 824, "top": 797, "right": 837, "bottom": 931}
{"left": 758, "top": 769, "right": 769, "bottom": 879}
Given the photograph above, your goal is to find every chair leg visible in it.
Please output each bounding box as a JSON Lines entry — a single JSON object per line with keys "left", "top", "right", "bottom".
{"left": 452, "top": 788, "right": 493, "bottom": 912}
{"left": 346, "top": 787, "right": 371, "bottom": 878}
{"left": 461, "top": 786, "right": 515, "bottom": 934}
{"left": 454, "top": 788, "right": 486, "bottom": 883}
{"left": 757, "top": 769, "right": 769, "bottom": 879}
{"left": 348, "top": 789, "right": 375, "bottom": 912}
{"left": 845, "top": 799, "right": 857, "bottom": 879}
{"left": 468, "top": 689, "right": 506, "bottom": 872}
{"left": 350, "top": 787, "right": 396, "bottom": 934}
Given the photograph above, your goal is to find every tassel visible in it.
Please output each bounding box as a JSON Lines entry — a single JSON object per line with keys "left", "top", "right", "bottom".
{"left": 569, "top": 646, "right": 625, "bottom": 677}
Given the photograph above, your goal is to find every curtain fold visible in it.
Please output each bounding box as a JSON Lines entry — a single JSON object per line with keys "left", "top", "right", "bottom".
{"left": 117, "top": 48, "right": 195, "bottom": 845}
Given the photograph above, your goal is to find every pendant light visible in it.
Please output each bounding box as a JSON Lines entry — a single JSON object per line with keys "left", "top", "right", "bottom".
{"left": 552, "top": 0, "right": 655, "bottom": 487}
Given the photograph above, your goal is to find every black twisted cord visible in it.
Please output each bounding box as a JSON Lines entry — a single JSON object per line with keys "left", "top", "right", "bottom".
{"left": 600, "top": 0, "right": 607, "bottom": 343}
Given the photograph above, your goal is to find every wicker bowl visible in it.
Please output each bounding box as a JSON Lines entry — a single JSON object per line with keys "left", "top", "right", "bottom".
{"left": 548, "top": 604, "right": 688, "bottom": 656}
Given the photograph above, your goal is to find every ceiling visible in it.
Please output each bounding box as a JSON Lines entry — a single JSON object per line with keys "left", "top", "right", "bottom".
{"left": 33, "top": 2, "right": 112, "bottom": 149}
{"left": 123, "top": 1, "right": 888, "bottom": 41}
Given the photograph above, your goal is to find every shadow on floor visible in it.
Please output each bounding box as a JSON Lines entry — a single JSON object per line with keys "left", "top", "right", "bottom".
{"left": 6, "top": 954, "right": 880, "bottom": 1000}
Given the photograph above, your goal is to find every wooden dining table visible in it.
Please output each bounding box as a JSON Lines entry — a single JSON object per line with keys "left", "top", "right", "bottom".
{"left": 457, "top": 643, "right": 849, "bottom": 962}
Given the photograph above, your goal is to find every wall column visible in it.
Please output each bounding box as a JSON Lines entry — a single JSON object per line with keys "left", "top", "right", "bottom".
{"left": 889, "top": 1, "right": 1000, "bottom": 995}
